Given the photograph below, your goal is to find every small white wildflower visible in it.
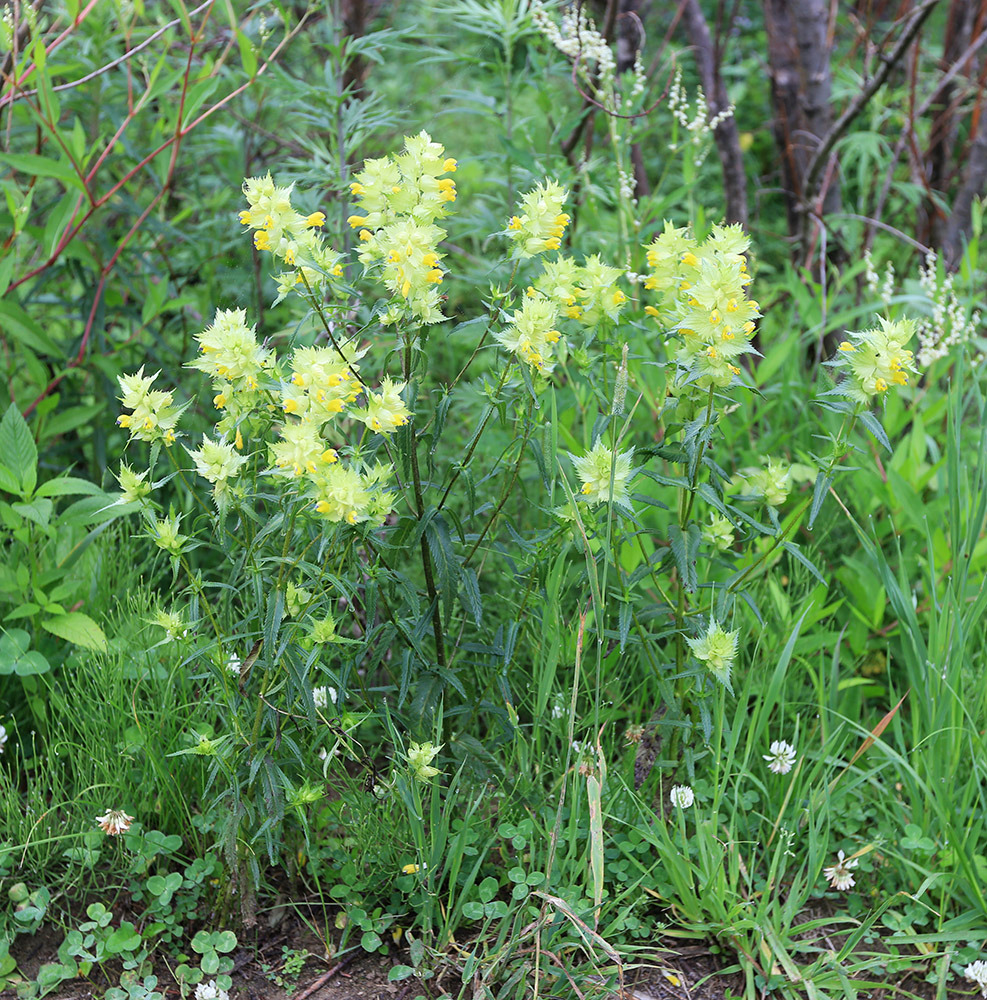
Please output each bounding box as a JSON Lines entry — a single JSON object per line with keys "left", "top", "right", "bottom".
{"left": 226, "top": 654, "right": 241, "bottom": 676}
{"left": 313, "top": 685, "right": 337, "bottom": 709}
{"left": 822, "top": 849, "right": 858, "bottom": 891}
{"left": 670, "top": 784, "right": 694, "bottom": 808}
{"left": 95, "top": 809, "right": 134, "bottom": 836}
{"left": 195, "top": 982, "right": 230, "bottom": 1000}
{"left": 965, "top": 960, "right": 987, "bottom": 997}
{"left": 0, "top": 723, "right": 7, "bottom": 754}
{"left": 763, "top": 739, "right": 797, "bottom": 775}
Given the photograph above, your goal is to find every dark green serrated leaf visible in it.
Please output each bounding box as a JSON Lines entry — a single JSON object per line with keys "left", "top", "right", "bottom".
{"left": 857, "top": 409, "right": 892, "bottom": 452}
{"left": 808, "top": 472, "right": 834, "bottom": 529}
{"left": 460, "top": 565, "right": 482, "bottom": 626}
{"left": 781, "top": 540, "right": 826, "bottom": 585}
{"left": 668, "top": 523, "right": 699, "bottom": 592}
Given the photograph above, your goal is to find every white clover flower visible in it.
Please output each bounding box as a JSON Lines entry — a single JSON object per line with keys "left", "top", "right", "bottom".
{"left": 95, "top": 809, "right": 134, "bottom": 836}
{"left": 313, "top": 686, "right": 337, "bottom": 709}
{"left": 763, "top": 740, "right": 797, "bottom": 775}
{"left": 965, "top": 960, "right": 987, "bottom": 997}
{"left": 195, "top": 982, "right": 230, "bottom": 1000}
{"left": 670, "top": 784, "right": 694, "bottom": 808}
{"left": 822, "top": 849, "right": 858, "bottom": 891}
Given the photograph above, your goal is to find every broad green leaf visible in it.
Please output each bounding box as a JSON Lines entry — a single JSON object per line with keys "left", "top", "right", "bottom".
{"left": 0, "top": 299, "right": 62, "bottom": 356}
{"left": 236, "top": 28, "right": 257, "bottom": 76}
{"left": 0, "top": 403, "right": 37, "bottom": 495}
{"left": 12, "top": 498, "right": 52, "bottom": 528}
{"left": 0, "top": 152, "right": 82, "bottom": 189}
{"left": 41, "top": 612, "right": 107, "bottom": 652}
{"left": 35, "top": 476, "right": 103, "bottom": 499}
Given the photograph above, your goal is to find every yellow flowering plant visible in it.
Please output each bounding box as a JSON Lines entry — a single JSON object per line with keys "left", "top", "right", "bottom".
{"left": 107, "top": 123, "right": 921, "bottom": 894}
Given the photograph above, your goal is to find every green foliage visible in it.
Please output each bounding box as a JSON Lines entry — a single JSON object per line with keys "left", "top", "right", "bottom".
{"left": 2, "top": 4, "right": 987, "bottom": 1000}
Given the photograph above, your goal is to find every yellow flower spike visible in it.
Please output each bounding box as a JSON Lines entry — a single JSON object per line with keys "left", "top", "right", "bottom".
{"left": 306, "top": 212, "right": 326, "bottom": 228}
{"left": 838, "top": 341, "right": 855, "bottom": 352}
{"left": 613, "top": 290, "right": 626, "bottom": 305}
{"left": 283, "top": 398, "right": 299, "bottom": 414}
{"left": 443, "top": 157, "right": 457, "bottom": 172}
{"left": 246, "top": 375, "right": 258, "bottom": 390}
{"left": 743, "top": 321, "right": 756, "bottom": 334}
{"left": 707, "top": 346, "right": 717, "bottom": 358}
{"left": 254, "top": 231, "right": 270, "bottom": 250}
{"left": 729, "top": 364, "right": 741, "bottom": 374}
{"left": 644, "top": 305, "right": 660, "bottom": 317}
{"left": 306, "top": 460, "right": 317, "bottom": 475}
{"left": 422, "top": 252, "right": 439, "bottom": 267}
{"left": 401, "top": 279, "right": 411, "bottom": 297}
{"left": 237, "top": 210, "right": 250, "bottom": 225}
{"left": 508, "top": 216, "right": 523, "bottom": 230}
{"left": 681, "top": 327, "right": 695, "bottom": 336}
{"left": 749, "top": 300, "right": 760, "bottom": 311}
{"left": 581, "top": 483, "right": 593, "bottom": 495}
{"left": 526, "top": 285, "right": 535, "bottom": 297}
{"left": 875, "top": 378, "right": 888, "bottom": 392}
{"left": 163, "top": 429, "right": 176, "bottom": 446}
{"left": 117, "top": 414, "right": 132, "bottom": 428}
{"left": 291, "top": 373, "right": 306, "bottom": 387}
{"left": 566, "top": 305, "right": 582, "bottom": 319}
{"left": 643, "top": 276, "right": 658, "bottom": 290}
{"left": 689, "top": 297, "right": 699, "bottom": 306}
{"left": 727, "top": 298, "right": 738, "bottom": 312}
{"left": 426, "top": 268, "right": 444, "bottom": 284}
{"left": 681, "top": 251, "right": 699, "bottom": 268}
{"left": 235, "top": 428, "right": 243, "bottom": 450}
{"left": 347, "top": 214, "right": 368, "bottom": 228}
{"left": 358, "top": 229, "right": 372, "bottom": 242}
{"left": 546, "top": 329, "right": 561, "bottom": 344}
{"left": 325, "top": 399, "right": 344, "bottom": 413}
{"left": 213, "top": 392, "right": 227, "bottom": 409}
{"left": 331, "top": 264, "right": 343, "bottom": 276}
{"left": 680, "top": 281, "right": 692, "bottom": 291}
{"left": 321, "top": 449, "right": 338, "bottom": 464}
{"left": 346, "top": 510, "right": 358, "bottom": 525}
{"left": 709, "top": 309, "right": 722, "bottom": 325}
{"left": 721, "top": 330, "right": 735, "bottom": 340}
{"left": 350, "top": 182, "right": 364, "bottom": 195}
{"left": 544, "top": 237, "right": 561, "bottom": 250}
{"left": 284, "top": 247, "right": 295, "bottom": 265}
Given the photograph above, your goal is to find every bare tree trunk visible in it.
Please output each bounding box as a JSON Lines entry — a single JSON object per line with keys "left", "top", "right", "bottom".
{"left": 763, "top": 0, "right": 841, "bottom": 256}
{"left": 680, "top": 0, "right": 749, "bottom": 225}
{"left": 763, "top": 0, "right": 810, "bottom": 237}
{"left": 941, "top": 100, "right": 987, "bottom": 266}
{"left": 927, "top": 0, "right": 983, "bottom": 246}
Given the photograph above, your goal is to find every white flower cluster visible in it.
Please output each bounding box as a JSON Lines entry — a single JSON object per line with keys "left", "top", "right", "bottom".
{"left": 966, "top": 960, "right": 987, "bottom": 997}
{"left": 618, "top": 166, "right": 636, "bottom": 203}
{"left": 914, "top": 248, "right": 983, "bottom": 366}
{"left": 667, "top": 66, "right": 734, "bottom": 168}
{"left": 534, "top": 3, "right": 616, "bottom": 84}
